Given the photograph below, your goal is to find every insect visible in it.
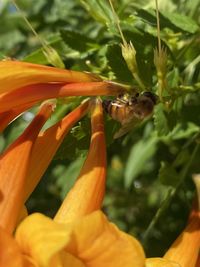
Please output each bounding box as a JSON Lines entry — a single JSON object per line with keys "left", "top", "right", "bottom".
{"left": 103, "top": 91, "right": 157, "bottom": 139}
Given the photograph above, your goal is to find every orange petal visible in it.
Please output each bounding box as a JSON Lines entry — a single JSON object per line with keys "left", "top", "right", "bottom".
{"left": 164, "top": 209, "right": 200, "bottom": 267}
{"left": 0, "top": 103, "right": 35, "bottom": 132}
{"left": 0, "top": 60, "right": 101, "bottom": 94}
{"left": 65, "top": 211, "right": 145, "bottom": 267}
{"left": 0, "top": 225, "right": 24, "bottom": 267}
{"left": 54, "top": 99, "right": 106, "bottom": 223}
{"left": 23, "top": 100, "right": 89, "bottom": 202}
{"left": 0, "top": 81, "right": 125, "bottom": 113}
{"left": 0, "top": 102, "right": 54, "bottom": 233}
{"left": 195, "top": 254, "right": 200, "bottom": 267}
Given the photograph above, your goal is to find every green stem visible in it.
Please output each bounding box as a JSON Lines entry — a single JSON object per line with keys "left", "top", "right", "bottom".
{"left": 143, "top": 142, "right": 199, "bottom": 242}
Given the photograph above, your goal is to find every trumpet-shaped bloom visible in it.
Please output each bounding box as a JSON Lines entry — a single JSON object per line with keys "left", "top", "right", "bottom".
{"left": 0, "top": 60, "right": 126, "bottom": 117}
{"left": 0, "top": 81, "right": 124, "bottom": 113}
{"left": 0, "top": 102, "right": 55, "bottom": 233}
{"left": 0, "top": 60, "right": 101, "bottom": 94}
{"left": 55, "top": 99, "right": 107, "bottom": 223}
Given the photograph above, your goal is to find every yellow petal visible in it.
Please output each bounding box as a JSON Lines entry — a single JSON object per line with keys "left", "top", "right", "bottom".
{"left": 15, "top": 213, "right": 72, "bottom": 267}
{"left": 55, "top": 99, "right": 106, "bottom": 223}
{"left": 66, "top": 210, "right": 145, "bottom": 267}
{"left": 146, "top": 258, "right": 181, "bottom": 267}
{"left": 0, "top": 102, "right": 54, "bottom": 233}
{"left": 23, "top": 100, "right": 89, "bottom": 202}
{"left": 15, "top": 211, "right": 145, "bottom": 267}
{"left": 0, "top": 60, "right": 101, "bottom": 94}
{"left": 0, "top": 81, "right": 125, "bottom": 113}
{"left": 0, "top": 225, "right": 24, "bottom": 267}
{"left": 61, "top": 252, "right": 85, "bottom": 267}
{"left": 164, "top": 208, "right": 200, "bottom": 267}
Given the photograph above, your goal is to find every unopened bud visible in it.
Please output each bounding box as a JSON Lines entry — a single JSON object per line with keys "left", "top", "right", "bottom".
{"left": 121, "top": 41, "right": 138, "bottom": 74}
{"left": 154, "top": 47, "right": 168, "bottom": 78}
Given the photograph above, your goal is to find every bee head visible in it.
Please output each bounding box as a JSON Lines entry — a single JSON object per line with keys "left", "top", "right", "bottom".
{"left": 142, "top": 92, "right": 158, "bottom": 104}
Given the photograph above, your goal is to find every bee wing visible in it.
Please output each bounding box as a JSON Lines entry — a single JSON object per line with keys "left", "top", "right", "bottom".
{"left": 113, "top": 117, "right": 140, "bottom": 139}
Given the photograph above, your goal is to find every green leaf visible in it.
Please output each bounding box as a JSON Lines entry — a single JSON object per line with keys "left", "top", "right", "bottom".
{"left": 154, "top": 103, "right": 173, "bottom": 136}
{"left": 79, "top": 0, "right": 113, "bottom": 25}
{"left": 106, "top": 44, "right": 133, "bottom": 83}
{"left": 56, "top": 157, "right": 86, "bottom": 199}
{"left": 61, "top": 29, "right": 97, "bottom": 52}
{"left": 136, "top": 8, "right": 199, "bottom": 33}
{"left": 164, "top": 122, "right": 199, "bottom": 140}
{"left": 54, "top": 119, "right": 90, "bottom": 160}
{"left": 125, "top": 136, "right": 158, "bottom": 187}
{"left": 158, "top": 161, "right": 179, "bottom": 187}
{"left": 23, "top": 35, "right": 70, "bottom": 64}
{"left": 167, "top": 68, "right": 180, "bottom": 89}
{"left": 160, "top": 10, "right": 199, "bottom": 33}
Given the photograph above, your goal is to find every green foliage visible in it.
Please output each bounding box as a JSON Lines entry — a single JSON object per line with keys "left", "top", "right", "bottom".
{"left": 1, "top": 0, "right": 200, "bottom": 257}
{"left": 125, "top": 136, "right": 158, "bottom": 187}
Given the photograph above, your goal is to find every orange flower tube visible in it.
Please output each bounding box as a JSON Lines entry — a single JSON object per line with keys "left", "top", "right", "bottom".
{"left": 23, "top": 100, "right": 90, "bottom": 202}
{"left": 0, "top": 226, "right": 24, "bottom": 267}
{"left": 164, "top": 204, "right": 200, "bottom": 267}
{"left": 0, "top": 60, "right": 101, "bottom": 94}
{"left": 0, "top": 81, "right": 125, "bottom": 113}
{"left": 0, "top": 102, "right": 54, "bottom": 233}
{"left": 54, "top": 98, "right": 106, "bottom": 223}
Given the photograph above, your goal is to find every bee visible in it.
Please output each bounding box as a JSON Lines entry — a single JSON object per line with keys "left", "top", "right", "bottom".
{"left": 102, "top": 91, "right": 157, "bottom": 139}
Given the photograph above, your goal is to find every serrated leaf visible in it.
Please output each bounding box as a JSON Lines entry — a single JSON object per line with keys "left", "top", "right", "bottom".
{"left": 165, "top": 122, "right": 199, "bottom": 140}
{"left": 158, "top": 161, "right": 180, "bottom": 187}
{"left": 80, "top": 0, "right": 113, "bottom": 25}
{"left": 160, "top": 10, "right": 199, "bottom": 33}
{"left": 154, "top": 103, "right": 171, "bottom": 136}
{"left": 106, "top": 44, "right": 133, "bottom": 83}
{"left": 136, "top": 8, "right": 199, "bottom": 33}
{"left": 61, "top": 29, "right": 96, "bottom": 52}
{"left": 125, "top": 136, "right": 158, "bottom": 187}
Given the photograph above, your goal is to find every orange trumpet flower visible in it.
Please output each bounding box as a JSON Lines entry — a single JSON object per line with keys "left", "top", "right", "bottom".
{"left": 0, "top": 101, "right": 55, "bottom": 234}
{"left": 0, "top": 60, "right": 126, "bottom": 117}
{"left": 14, "top": 99, "right": 145, "bottom": 267}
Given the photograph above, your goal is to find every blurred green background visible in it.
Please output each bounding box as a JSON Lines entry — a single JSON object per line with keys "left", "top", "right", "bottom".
{"left": 0, "top": 0, "right": 200, "bottom": 257}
